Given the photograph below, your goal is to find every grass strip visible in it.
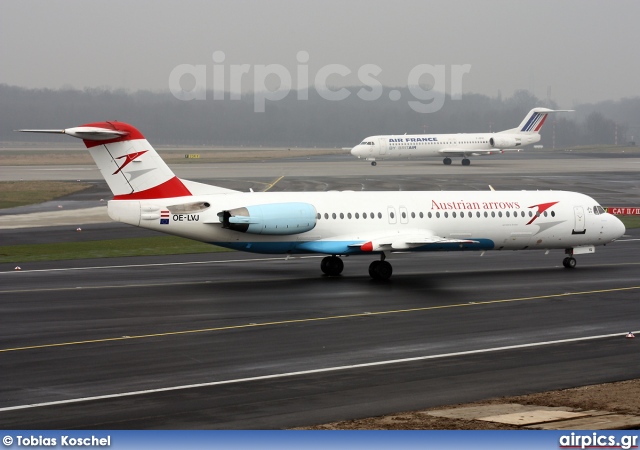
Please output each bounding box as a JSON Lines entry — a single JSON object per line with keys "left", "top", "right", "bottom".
{"left": 618, "top": 215, "right": 640, "bottom": 230}
{"left": 0, "top": 236, "right": 232, "bottom": 263}
{"left": 0, "top": 181, "right": 93, "bottom": 209}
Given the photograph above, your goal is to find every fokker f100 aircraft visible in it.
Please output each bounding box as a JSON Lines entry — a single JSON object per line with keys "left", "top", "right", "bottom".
{"left": 351, "top": 107, "right": 572, "bottom": 166}
{"left": 21, "top": 122, "right": 623, "bottom": 280}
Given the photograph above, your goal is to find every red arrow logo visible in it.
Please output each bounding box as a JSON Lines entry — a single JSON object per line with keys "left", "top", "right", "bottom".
{"left": 526, "top": 201, "right": 558, "bottom": 225}
{"left": 112, "top": 150, "right": 148, "bottom": 175}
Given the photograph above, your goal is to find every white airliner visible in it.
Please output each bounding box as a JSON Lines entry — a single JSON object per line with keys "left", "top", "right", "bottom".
{"left": 20, "top": 121, "right": 623, "bottom": 280}
{"left": 351, "top": 107, "right": 572, "bottom": 166}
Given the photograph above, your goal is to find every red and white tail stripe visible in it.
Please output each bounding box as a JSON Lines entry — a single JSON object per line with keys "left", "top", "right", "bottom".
{"left": 20, "top": 121, "right": 192, "bottom": 200}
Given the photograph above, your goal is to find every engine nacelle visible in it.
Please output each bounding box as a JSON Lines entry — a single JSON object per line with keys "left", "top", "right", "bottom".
{"left": 218, "top": 202, "right": 317, "bottom": 235}
{"left": 490, "top": 136, "right": 518, "bottom": 148}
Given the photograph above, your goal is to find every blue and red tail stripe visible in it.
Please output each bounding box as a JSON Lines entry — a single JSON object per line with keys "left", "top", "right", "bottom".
{"left": 521, "top": 113, "right": 548, "bottom": 132}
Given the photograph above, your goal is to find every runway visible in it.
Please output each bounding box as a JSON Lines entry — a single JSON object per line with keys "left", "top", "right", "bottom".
{"left": 1, "top": 153, "right": 640, "bottom": 428}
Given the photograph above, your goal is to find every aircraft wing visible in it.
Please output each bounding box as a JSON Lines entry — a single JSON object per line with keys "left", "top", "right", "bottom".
{"left": 347, "top": 232, "right": 478, "bottom": 252}
{"left": 438, "top": 148, "right": 517, "bottom": 157}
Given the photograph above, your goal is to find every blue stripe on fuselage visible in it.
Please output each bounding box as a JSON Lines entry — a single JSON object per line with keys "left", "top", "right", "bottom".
{"left": 208, "top": 239, "right": 495, "bottom": 255}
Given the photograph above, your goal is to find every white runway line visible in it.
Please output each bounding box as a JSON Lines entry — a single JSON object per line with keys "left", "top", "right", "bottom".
{"left": 0, "top": 330, "right": 636, "bottom": 412}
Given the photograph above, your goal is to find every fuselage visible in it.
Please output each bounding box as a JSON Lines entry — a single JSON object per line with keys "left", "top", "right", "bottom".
{"left": 109, "top": 190, "right": 624, "bottom": 255}
{"left": 351, "top": 132, "right": 540, "bottom": 161}
{"left": 20, "top": 119, "right": 618, "bottom": 279}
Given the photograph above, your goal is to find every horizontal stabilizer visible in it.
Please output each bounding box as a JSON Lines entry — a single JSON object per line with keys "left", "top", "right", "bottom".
{"left": 19, "top": 127, "right": 128, "bottom": 141}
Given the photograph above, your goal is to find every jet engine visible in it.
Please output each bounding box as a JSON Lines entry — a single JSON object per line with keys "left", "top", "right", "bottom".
{"left": 218, "top": 202, "right": 317, "bottom": 235}
{"left": 489, "top": 136, "right": 518, "bottom": 148}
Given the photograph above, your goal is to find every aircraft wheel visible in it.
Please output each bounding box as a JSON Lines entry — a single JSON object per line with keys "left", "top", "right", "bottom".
{"left": 371, "top": 161, "right": 377, "bottom": 166}
{"left": 562, "top": 257, "right": 577, "bottom": 269}
{"left": 321, "top": 255, "right": 344, "bottom": 276}
{"left": 462, "top": 158, "right": 471, "bottom": 166}
{"left": 369, "top": 260, "right": 392, "bottom": 280}
{"left": 443, "top": 157, "right": 452, "bottom": 165}
{"left": 368, "top": 260, "right": 381, "bottom": 278}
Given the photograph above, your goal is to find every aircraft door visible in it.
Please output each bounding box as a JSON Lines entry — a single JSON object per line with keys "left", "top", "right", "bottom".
{"left": 377, "top": 137, "right": 387, "bottom": 155}
{"left": 573, "top": 206, "right": 586, "bottom": 234}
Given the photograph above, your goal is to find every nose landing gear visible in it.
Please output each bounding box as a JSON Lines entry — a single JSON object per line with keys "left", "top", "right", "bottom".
{"left": 562, "top": 257, "right": 577, "bottom": 268}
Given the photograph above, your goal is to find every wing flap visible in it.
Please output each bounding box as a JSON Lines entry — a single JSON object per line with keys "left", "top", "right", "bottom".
{"left": 349, "top": 233, "right": 479, "bottom": 252}
{"left": 438, "top": 148, "right": 503, "bottom": 157}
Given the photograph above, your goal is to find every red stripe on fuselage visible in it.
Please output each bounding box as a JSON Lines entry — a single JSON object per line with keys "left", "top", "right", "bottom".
{"left": 113, "top": 176, "right": 192, "bottom": 200}
{"left": 80, "top": 121, "right": 146, "bottom": 148}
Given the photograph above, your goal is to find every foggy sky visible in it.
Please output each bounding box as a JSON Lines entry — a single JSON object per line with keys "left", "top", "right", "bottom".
{"left": 1, "top": 0, "right": 638, "bottom": 107}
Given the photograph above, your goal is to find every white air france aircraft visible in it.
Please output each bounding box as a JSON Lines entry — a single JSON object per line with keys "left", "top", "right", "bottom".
{"left": 351, "top": 107, "right": 572, "bottom": 166}
{"left": 21, "top": 122, "right": 624, "bottom": 280}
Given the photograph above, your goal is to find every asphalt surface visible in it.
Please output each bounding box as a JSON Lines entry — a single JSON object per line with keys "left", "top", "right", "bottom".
{"left": 1, "top": 151, "right": 640, "bottom": 429}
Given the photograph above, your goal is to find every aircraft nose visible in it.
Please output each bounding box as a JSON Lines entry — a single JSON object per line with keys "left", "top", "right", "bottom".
{"left": 350, "top": 146, "right": 360, "bottom": 157}
{"left": 613, "top": 215, "right": 626, "bottom": 238}
{"left": 607, "top": 214, "right": 626, "bottom": 241}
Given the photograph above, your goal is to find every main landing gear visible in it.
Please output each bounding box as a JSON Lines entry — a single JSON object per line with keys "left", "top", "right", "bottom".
{"left": 320, "top": 255, "right": 344, "bottom": 276}
{"left": 369, "top": 254, "right": 392, "bottom": 280}
{"left": 320, "top": 254, "right": 393, "bottom": 280}
{"left": 442, "top": 157, "right": 471, "bottom": 166}
{"left": 371, "top": 161, "right": 377, "bottom": 166}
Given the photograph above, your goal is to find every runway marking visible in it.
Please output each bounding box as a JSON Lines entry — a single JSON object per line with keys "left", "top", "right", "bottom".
{"left": 0, "top": 330, "right": 637, "bottom": 413}
{"left": 263, "top": 175, "right": 284, "bottom": 191}
{"left": 1, "top": 285, "right": 639, "bottom": 353}
{"left": 0, "top": 255, "right": 321, "bottom": 275}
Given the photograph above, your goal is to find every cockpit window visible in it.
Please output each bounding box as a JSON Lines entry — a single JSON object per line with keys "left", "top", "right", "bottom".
{"left": 594, "top": 205, "right": 606, "bottom": 215}
{"left": 360, "top": 141, "right": 367, "bottom": 145}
